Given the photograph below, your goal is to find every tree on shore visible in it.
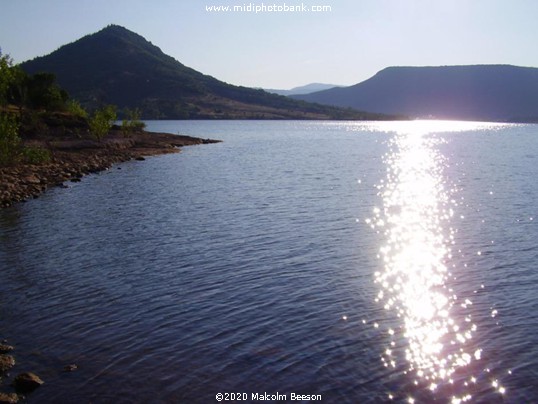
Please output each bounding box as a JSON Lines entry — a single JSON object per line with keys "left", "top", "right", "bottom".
{"left": 0, "top": 113, "right": 20, "bottom": 165}
{"left": 0, "top": 111, "right": 50, "bottom": 166}
{"left": 66, "top": 99, "right": 88, "bottom": 118}
{"left": 89, "top": 105, "right": 117, "bottom": 141}
{"left": 26, "top": 72, "right": 68, "bottom": 111}
{"left": 1, "top": 50, "right": 69, "bottom": 112}
{"left": 121, "top": 108, "right": 145, "bottom": 135}
{"left": 0, "top": 51, "right": 14, "bottom": 106}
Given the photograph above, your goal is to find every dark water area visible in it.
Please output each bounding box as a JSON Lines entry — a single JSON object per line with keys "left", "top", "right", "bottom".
{"left": 0, "top": 121, "right": 537, "bottom": 403}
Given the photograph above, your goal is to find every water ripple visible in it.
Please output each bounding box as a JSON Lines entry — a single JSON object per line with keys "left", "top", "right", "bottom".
{"left": 1, "top": 121, "right": 537, "bottom": 402}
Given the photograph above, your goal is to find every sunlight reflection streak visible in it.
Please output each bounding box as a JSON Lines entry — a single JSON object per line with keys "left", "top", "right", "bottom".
{"left": 368, "top": 121, "right": 507, "bottom": 400}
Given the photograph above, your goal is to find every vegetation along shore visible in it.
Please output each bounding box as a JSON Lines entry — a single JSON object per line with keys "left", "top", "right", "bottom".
{"left": 0, "top": 127, "right": 220, "bottom": 208}
{"left": 0, "top": 51, "right": 220, "bottom": 209}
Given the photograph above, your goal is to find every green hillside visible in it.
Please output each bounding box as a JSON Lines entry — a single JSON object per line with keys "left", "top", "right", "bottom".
{"left": 20, "top": 25, "right": 398, "bottom": 120}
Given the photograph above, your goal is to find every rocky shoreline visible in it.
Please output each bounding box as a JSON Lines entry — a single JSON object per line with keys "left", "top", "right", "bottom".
{"left": 0, "top": 339, "right": 45, "bottom": 403}
{"left": 0, "top": 130, "right": 220, "bottom": 208}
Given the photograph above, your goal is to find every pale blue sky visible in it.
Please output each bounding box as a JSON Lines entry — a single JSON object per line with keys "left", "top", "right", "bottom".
{"left": 1, "top": 0, "right": 538, "bottom": 88}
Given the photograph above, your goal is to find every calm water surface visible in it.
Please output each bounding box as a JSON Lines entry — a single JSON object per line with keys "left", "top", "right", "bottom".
{"left": 0, "top": 121, "right": 537, "bottom": 403}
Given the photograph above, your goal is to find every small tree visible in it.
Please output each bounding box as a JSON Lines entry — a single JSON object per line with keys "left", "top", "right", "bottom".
{"left": 0, "top": 51, "right": 14, "bottom": 106}
{"left": 66, "top": 99, "right": 88, "bottom": 118}
{"left": 89, "top": 105, "right": 116, "bottom": 141}
{"left": 27, "top": 72, "right": 68, "bottom": 111}
{"left": 0, "top": 113, "right": 21, "bottom": 166}
{"left": 8, "top": 66, "right": 30, "bottom": 111}
{"left": 0, "top": 112, "right": 50, "bottom": 166}
{"left": 121, "top": 107, "right": 145, "bottom": 135}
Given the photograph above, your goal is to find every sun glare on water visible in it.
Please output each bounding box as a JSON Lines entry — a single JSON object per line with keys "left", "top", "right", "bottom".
{"left": 366, "top": 120, "right": 507, "bottom": 401}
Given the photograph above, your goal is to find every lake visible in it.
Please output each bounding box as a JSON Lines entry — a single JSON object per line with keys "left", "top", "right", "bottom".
{"left": 0, "top": 120, "right": 537, "bottom": 403}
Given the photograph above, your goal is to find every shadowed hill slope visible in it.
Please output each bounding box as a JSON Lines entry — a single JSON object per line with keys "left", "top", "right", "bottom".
{"left": 293, "top": 65, "right": 538, "bottom": 122}
{"left": 20, "top": 25, "right": 396, "bottom": 120}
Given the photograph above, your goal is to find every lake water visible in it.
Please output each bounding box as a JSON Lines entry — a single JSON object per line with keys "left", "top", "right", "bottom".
{"left": 1, "top": 120, "right": 537, "bottom": 403}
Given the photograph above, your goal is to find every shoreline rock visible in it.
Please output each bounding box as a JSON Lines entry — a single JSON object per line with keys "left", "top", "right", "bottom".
{"left": 0, "top": 355, "right": 15, "bottom": 373}
{"left": 0, "top": 339, "right": 44, "bottom": 401}
{"left": 0, "top": 130, "right": 220, "bottom": 208}
{"left": 0, "top": 392, "right": 18, "bottom": 404}
{"left": 13, "top": 373, "right": 44, "bottom": 393}
{"left": 0, "top": 346, "right": 13, "bottom": 355}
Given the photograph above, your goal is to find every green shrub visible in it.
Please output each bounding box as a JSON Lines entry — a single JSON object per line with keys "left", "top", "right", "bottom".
{"left": 0, "top": 52, "right": 14, "bottom": 106}
{"left": 66, "top": 99, "right": 88, "bottom": 118}
{"left": 121, "top": 108, "right": 145, "bottom": 136}
{"left": 27, "top": 72, "right": 68, "bottom": 111}
{"left": 22, "top": 145, "right": 51, "bottom": 164}
{"left": 0, "top": 113, "right": 52, "bottom": 166}
{"left": 89, "top": 105, "right": 116, "bottom": 141}
{"left": 0, "top": 113, "right": 21, "bottom": 166}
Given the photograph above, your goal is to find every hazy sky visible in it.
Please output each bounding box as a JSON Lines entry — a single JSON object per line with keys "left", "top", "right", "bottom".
{"left": 1, "top": 0, "right": 538, "bottom": 89}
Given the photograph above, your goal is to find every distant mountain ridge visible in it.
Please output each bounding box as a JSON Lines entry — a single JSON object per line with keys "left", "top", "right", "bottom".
{"left": 293, "top": 65, "right": 538, "bottom": 122}
{"left": 265, "top": 83, "right": 343, "bottom": 96}
{"left": 19, "top": 25, "right": 393, "bottom": 120}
